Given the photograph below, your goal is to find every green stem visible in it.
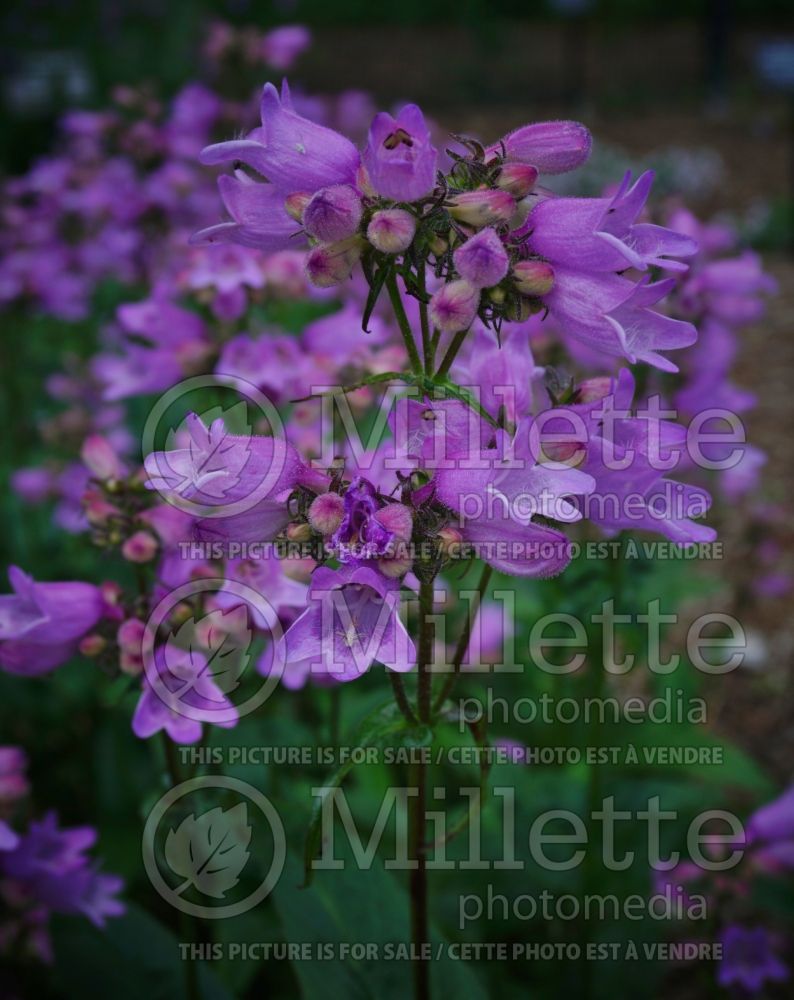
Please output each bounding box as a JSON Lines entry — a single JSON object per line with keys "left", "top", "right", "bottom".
{"left": 432, "top": 563, "right": 493, "bottom": 714}
{"left": 160, "top": 734, "right": 201, "bottom": 1000}
{"left": 386, "top": 271, "right": 423, "bottom": 375}
{"left": 390, "top": 670, "right": 418, "bottom": 726}
{"left": 417, "top": 268, "right": 433, "bottom": 374}
{"left": 435, "top": 329, "right": 468, "bottom": 380}
{"left": 409, "top": 576, "right": 435, "bottom": 1000}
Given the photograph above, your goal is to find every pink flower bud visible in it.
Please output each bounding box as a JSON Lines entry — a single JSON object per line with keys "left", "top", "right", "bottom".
{"left": 367, "top": 209, "right": 416, "bottom": 254}
{"left": 429, "top": 280, "right": 480, "bottom": 334}
{"left": 573, "top": 377, "right": 613, "bottom": 404}
{"left": 286, "top": 522, "right": 313, "bottom": 543}
{"left": 495, "top": 163, "right": 538, "bottom": 198}
{"left": 79, "top": 634, "right": 106, "bottom": 657}
{"left": 121, "top": 530, "right": 158, "bottom": 563}
{"left": 81, "top": 434, "right": 125, "bottom": 481}
{"left": 438, "top": 525, "right": 464, "bottom": 557}
{"left": 308, "top": 492, "right": 345, "bottom": 536}
{"left": 281, "top": 556, "right": 315, "bottom": 583}
{"left": 84, "top": 489, "right": 121, "bottom": 526}
{"left": 120, "top": 650, "right": 143, "bottom": 676}
{"left": 303, "top": 184, "right": 363, "bottom": 243}
{"left": 448, "top": 189, "right": 515, "bottom": 228}
{"left": 305, "top": 237, "right": 363, "bottom": 288}
{"left": 512, "top": 260, "right": 555, "bottom": 296}
{"left": 101, "top": 581, "right": 123, "bottom": 607}
{"left": 284, "top": 191, "right": 312, "bottom": 222}
{"left": 374, "top": 502, "right": 413, "bottom": 541}
{"left": 117, "top": 618, "right": 145, "bottom": 652}
{"left": 453, "top": 228, "right": 509, "bottom": 288}
{"left": 378, "top": 549, "right": 413, "bottom": 578}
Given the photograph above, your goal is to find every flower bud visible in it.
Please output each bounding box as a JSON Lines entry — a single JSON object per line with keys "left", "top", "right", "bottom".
{"left": 366, "top": 209, "right": 416, "bottom": 254}
{"left": 81, "top": 434, "right": 125, "bottom": 481}
{"left": 284, "top": 191, "right": 312, "bottom": 222}
{"left": 120, "top": 651, "right": 143, "bottom": 676}
{"left": 84, "top": 491, "right": 121, "bottom": 527}
{"left": 121, "top": 530, "right": 158, "bottom": 563}
{"left": 428, "top": 234, "right": 448, "bottom": 256}
{"left": 303, "top": 184, "right": 363, "bottom": 243}
{"left": 501, "top": 120, "right": 592, "bottom": 175}
{"left": 286, "top": 522, "right": 313, "bottom": 543}
{"left": 428, "top": 280, "right": 480, "bottom": 334}
{"left": 374, "top": 502, "right": 413, "bottom": 542}
{"left": 512, "top": 260, "right": 555, "bottom": 297}
{"left": 437, "top": 525, "right": 464, "bottom": 558}
{"left": 79, "top": 634, "right": 107, "bottom": 657}
{"left": 448, "top": 189, "right": 515, "bottom": 228}
{"left": 168, "top": 603, "right": 195, "bottom": 627}
{"left": 495, "top": 163, "right": 538, "bottom": 198}
{"left": 378, "top": 550, "right": 414, "bottom": 578}
{"left": 308, "top": 492, "right": 345, "bottom": 536}
{"left": 573, "top": 377, "right": 613, "bottom": 404}
{"left": 281, "top": 556, "right": 315, "bottom": 583}
{"left": 453, "top": 228, "right": 509, "bottom": 288}
{"left": 101, "top": 581, "right": 123, "bottom": 607}
{"left": 305, "top": 237, "right": 363, "bottom": 288}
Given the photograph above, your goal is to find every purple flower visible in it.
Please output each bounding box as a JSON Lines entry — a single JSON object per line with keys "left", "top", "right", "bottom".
{"left": 528, "top": 173, "right": 698, "bottom": 273}
{"left": 330, "top": 477, "right": 397, "bottom": 563}
{"left": 746, "top": 785, "right": 794, "bottom": 871}
{"left": 0, "top": 746, "right": 29, "bottom": 805}
{"left": 429, "top": 280, "right": 481, "bottom": 334}
{"left": 493, "top": 120, "right": 592, "bottom": 174}
{"left": 545, "top": 271, "right": 697, "bottom": 372}
{"left": 132, "top": 645, "right": 238, "bottom": 744}
{"left": 0, "top": 567, "right": 104, "bottom": 676}
{"left": 273, "top": 565, "right": 416, "bottom": 687}
{"left": 201, "top": 80, "right": 360, "bottom": 193}
{"left": 453, "top": 228, "right": 510, "bottom": 288}
{"left": 362, "top": 105, "right": 438, "bottom": 202}
{"left": 0, "top": 812, "right": 124, "bottom": 928}
{"left": 718, "top": 926, "right": 788, "bottom": 994}
{"left": 261, "top": 25, "right": 312, "bottom": 71}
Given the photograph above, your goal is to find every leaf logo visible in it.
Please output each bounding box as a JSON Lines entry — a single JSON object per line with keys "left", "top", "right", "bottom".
{"left": 164, "top": 402, "right": 252, "bottom": 499}
{"left": 165, "top": 604, "right": 252, "bottom": 699}
{"left": 164, "top": 803, "right": 252, "bottom": 899}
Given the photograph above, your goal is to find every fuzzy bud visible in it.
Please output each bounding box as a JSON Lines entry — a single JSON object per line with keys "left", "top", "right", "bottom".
{"left": 378, "top": 550, "right": 414, "bottom": 578}
{"left": 366, "top": 209, "right": 416, "bottom": 254}
{"left": 428, "top": 280, "right": 480, "bottom": 334}
{"left": 117, "top": 618, "right": 145, "bottom": 652}
{"left": 121, "top": 530, "right": 158, "bottom": 563}
{"left": 284, "top": 191, "right": 312, "bottom": 222}
{"left": 286, "top": 522, "right": 313, "bottom": 543}
{"left": 303, "top": 184, "right": 363, "bottom": 243}
{"left": 453, "top": 228, "right": 509, "bottom": 288}
{"left": 428, "top": 234, "right": 449, "bottom": 256}
{"left": 448, "top": 189, "right": 515, "bottom": 228}
{"left": 573, "top": 377, "right": 614, "bottom": 404}
{"left": 79, "top": 634, "right": 106, "bottom": 657}
{"left": 437, "top": 525, "right": 464, "bottom": 558}
{"left": 512, "top": 260, "right": 555, "bottom": 297}
{"left": 308, "top": 492, "right": 346, "bottom": 536}
{"left": 305, "top": 237, "right": 363, "bottom": 288}
{"left": 374, "top": 502, "right": 413, "bottom": 542}
{"left": 495, "top": 163, "right": 539, "bottom": 198}
{"left": 81, "top": 434, "right": 125, "bottom": 481}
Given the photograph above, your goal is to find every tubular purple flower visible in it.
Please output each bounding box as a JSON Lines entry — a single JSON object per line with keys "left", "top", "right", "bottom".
{"left": 453, "top": 228, "right": 510, "bottom": 288}
{"left": 448, "top": 189, "right": 515, "bottom": 228}
{"left": 273, "top": 564, "right": 416, "bottom": 687}
{"left": 303, "top": 184, "right": 363, "bottom": 243}
{"left": 429, "top": 280, "right": 481, "bottom": 334}
{"left": 367, "top": 208, "right": 417, "bottom": 253}
{"left": 0, "top": 567, "right": 105, "bottom": 676}
{"left": 191, "top": 174, "right": 305, "bottom": 251}
{"left": 362, "top": 104, "right": 438, "bottom": 202}
{"left": 495, "top": 120, "right": 592, "bottom": 174}
{"left": 200, "top": 81, "right": 360, "bottom": 192}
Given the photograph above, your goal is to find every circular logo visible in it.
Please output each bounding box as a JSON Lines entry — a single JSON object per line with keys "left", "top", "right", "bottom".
{"left": 142, "top": 578, "right": 287, "bottom": 726}
{"left": 141, "top": 375, "right": 287, "bottom": 519}
{"left": 142, "top": 775, "right": 286, "bottom": 919}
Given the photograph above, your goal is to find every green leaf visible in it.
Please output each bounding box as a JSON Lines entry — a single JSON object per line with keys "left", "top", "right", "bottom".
{"left": 275, "top": 850, "right": 488, "bottom": 1000}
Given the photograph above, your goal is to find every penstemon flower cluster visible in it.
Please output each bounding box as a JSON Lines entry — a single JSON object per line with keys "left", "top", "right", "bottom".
{"left": 0, "top": 21, "right": 789, "bottom": 998}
